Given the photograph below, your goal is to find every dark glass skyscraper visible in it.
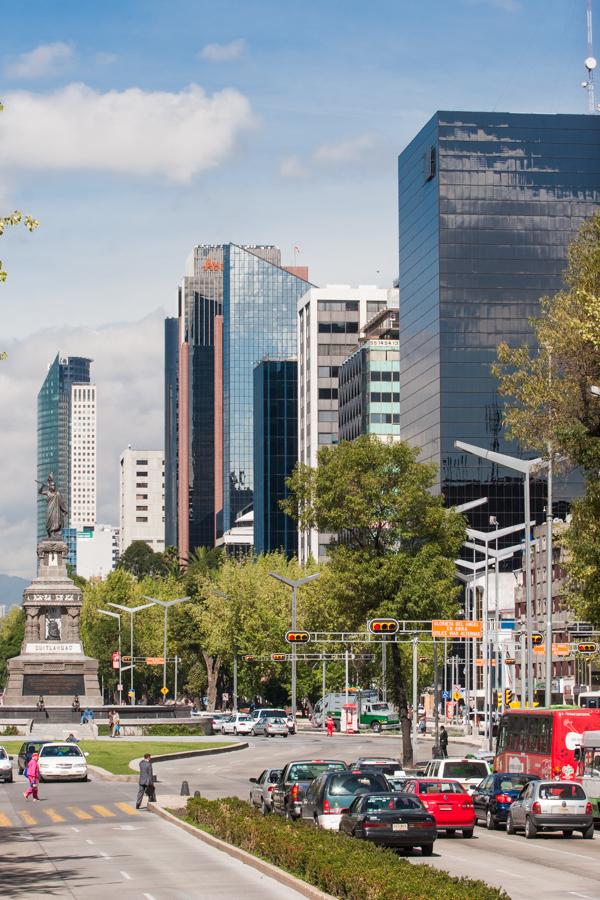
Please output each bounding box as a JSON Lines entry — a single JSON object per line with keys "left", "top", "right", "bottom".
{"left": 164, "top": 317, "right": 179, "bottom": 549}
{"left": 398, "top": 111, "right": 600, "bottom": 526}
{"left": 253, "top": 359, "right": 298, "bottom": 557}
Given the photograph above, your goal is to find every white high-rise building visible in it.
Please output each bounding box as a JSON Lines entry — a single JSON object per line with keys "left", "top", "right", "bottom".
{"left": 119, "top": 448, "right": 165, "bottom": 554}
{"left": 76, "top": 524, "right": 119, "bottom": 580}
{"left": 297, "top": 285, "right": 398, "bottom": 562}
{"left": 70, "top": 383, "right": 97, "bottom": 529}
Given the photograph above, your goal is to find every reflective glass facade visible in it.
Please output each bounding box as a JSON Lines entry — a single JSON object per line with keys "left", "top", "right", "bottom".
{"left": 164, "top": 316, "right": 179, "bottom": 549}
{"left": 338, "top": 341, "right": 400, "bottom": 442}
{"left": 399, "top": 112, "right": 600, "bottom": 527}
{"left": 222, "top": 245, "right": 310, "bottom": 533}
{"left": 253, "top": 359, "right": 298, "bottom": 557}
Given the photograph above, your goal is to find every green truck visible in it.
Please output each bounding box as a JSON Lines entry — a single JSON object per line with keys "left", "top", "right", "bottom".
{"left": 312, "top": 691, "right": 399, "bottom": 732}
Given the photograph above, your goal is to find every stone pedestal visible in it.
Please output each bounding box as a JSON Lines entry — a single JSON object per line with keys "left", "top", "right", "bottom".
{"left": 4, "top": 540, "right": 102, "bottom": 707}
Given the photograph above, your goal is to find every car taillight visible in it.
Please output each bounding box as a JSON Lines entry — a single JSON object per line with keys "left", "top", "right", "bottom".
{"left": 323, "top": 799, "right": 331, "bottom": 814}
{"left": 413, "top": 822, "right": 433, "bottom": 828}
{"left": 364, "top": 819, "right": 384, "bottom": 828}
{"left": 461, "top": 800, "right": 473, "bottom": 809}
{"left": 291, "top": 785, "right": 299, "bottom": 801}
{"left": 267, "top": 785, "right": 274, "bottom": 792}
{"left": 586, "top": 802, "right": 592, "bottom": 815}
{"left": 532, "top": 801, "right": 541, "bottom": 814}
{"left": 495, "top": 794, "right": 512, "bottom": 804}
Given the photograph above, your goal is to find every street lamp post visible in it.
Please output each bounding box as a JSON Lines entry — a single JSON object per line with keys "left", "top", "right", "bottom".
{"left": 99, "top": 608, "right": 122, "bottom": 706}
{"left": 143, "top": 596, "right": 190, "bottom": 698}
{"left": 455, "top": 440, "right": 544, "bottom": 708}
{"left": 269, "top": 572, "right": 321, "bottom": 720}
{"left": 108, "top": 601, "right": 154, "bottom": 702}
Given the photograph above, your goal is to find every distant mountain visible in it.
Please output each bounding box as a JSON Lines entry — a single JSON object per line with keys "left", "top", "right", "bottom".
{"left": 0, "top": 574, "right": 30, "bottom": 608}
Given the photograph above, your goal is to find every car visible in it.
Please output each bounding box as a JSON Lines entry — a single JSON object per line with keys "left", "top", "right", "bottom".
{"left": 387, "top": 776, "right": 408, "bottom": 792}
{"left": 250, "top": 709, "right": 293, "bottom": 735}
{"left": 37, "top": 742, "right": 89, "bottom": 782}
{"left": 471, "top": 773, "right": 540, "bottom": 830}
{"left": 17, "top": 739, "right": 54, "bottom": 775}
{"left": 249, "top": 768, "right": 282, "bottom": 814}
{"left": 339, "top": 792, "right": 437, "bottom": 854}
{"left": 272, "top": 759, "right": 348, "bottom": 819}
{"left": 423, "top": 757, "right": 491, "bottom": 791}
{"left": 301, "top": 769, "right": 390, "bottom": 830}
{"left": 349, "top": 757, "right": 406, "bottom": 778}
{"left": 221, "top": 713, "right": 254, "bottom": 735}
{"left": 210, "top": 713, "right": 231, "bottom": 731}
{"left": 403, "top": 778, "right": 475, "bottom": 837}
{"left": 264, "top": 717, "right": 289, "bottom": 738}
{"left": 507, "top": 780, "right": 595, "bottom": 839}
{"left": 0, "top": 745, "right": 14, "bottom": 782}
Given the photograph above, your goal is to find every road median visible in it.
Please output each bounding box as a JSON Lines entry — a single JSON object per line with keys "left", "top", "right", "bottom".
{"left": 87, "top": 740, "right": 247, "bottom": 781}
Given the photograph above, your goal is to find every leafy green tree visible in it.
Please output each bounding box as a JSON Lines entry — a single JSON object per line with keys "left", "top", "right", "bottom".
{"left": 117, "top": 540, "right": 167, "bottom": 579}
{"left": 0, "top": 606, "right": 24, "bottom": 686}
{"left": 283, "top": 436, "right": 465, "bottom": 764}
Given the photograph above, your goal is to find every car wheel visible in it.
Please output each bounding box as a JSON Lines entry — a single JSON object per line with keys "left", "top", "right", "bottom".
{"left": 260, "top": 800, "right": 268, "bottom": 816}
{"left": 506, "top": 813, "right": 515, "bottom": 835}
{"left": 313, "top": 816, "right": 319, "bottom": 829}
{"left": 486, "top": 810, "right": 496, "bottom": 831}
{"left": 371, "top": 721, "right": 382, "bottom": 733}
{"left": 421, "top": 844, "right": 434, "bottom": 856}
{"left": 583, "top": 823, "right": 595, "bottom": 839}
{"left": 283, "top": 733, "right": 288, "bottom": 738}
{"left": 251, "top": 728, "right": 256, "bottom": 736}
{"left": 562, "top": 830, "right": 573, "bottom": 838}
{"left": 446, "top": 828, "right": 455, "bottom": 836}
{"left": 285, "top": 808, "right": 294, "bottom": 821}
{"left": 18, "top": 768, "right": 23, "bottom": 776}
{"left": 525, "top": 817, "right": 537, "bottom": 839}
{"left": 462, "top": 828, "right": 474, "bottom": 838}
{"left": 233, "top": 727, "right": 238, "bottom": 735}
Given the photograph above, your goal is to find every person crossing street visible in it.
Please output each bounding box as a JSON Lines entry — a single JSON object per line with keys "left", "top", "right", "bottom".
{"left": 136, "top": 753, "right": 156, "bottom": 809}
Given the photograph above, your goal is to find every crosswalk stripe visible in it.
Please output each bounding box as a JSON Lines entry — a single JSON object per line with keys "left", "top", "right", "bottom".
{"left": 0, "top": 811, "right": 13, "bottom": 827}
{"left": 44, "top": 808, "right": 65, "bottom": 823}
{"left": 91, "top": 804, "right": 116, "bottom": 818}
{"left": 68, "top": 806, "right": 93, "bottom": 820}
{"left": 18, "top": 810, "right": 37, "bottom": 826}
{"left": 114, "top": 802, "right": 138, "bottom": 815}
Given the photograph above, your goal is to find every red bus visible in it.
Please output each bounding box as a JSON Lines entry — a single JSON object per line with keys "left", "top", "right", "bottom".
{"left": 495, "top": 708, "right": 600, "bottom": 780}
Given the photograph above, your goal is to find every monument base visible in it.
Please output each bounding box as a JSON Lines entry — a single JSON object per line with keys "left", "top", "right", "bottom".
{"left": 4, "top": 650, "right": 102, "bottom": 707}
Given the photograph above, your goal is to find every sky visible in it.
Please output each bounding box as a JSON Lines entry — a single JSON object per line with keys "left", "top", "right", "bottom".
{"left": 0, "top": 0, "right": 594, "bottom": 576}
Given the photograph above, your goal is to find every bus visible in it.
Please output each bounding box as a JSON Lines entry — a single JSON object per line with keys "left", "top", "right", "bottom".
{"left": 494, "top": 708, "right": 600, "bottom": 781}
{"left": 578, "top": 692, "right": 600, "bottom": 709}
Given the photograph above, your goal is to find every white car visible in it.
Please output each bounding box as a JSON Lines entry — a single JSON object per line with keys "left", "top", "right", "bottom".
{"left": 423, "top": 757, "right": 491, "bottom": 791}
{"left": 221, "top": 714, "right": 254, "bottom": 736}
{"left": 0, "top": 745, "right": 13, "bottom": 783}
{"left": 38, "top": 742, "right": 89, "bottom": 782}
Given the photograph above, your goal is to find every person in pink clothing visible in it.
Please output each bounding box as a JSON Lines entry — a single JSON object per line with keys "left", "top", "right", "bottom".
{"left": 24, "top": 752, "right": 40, "bottom": 801}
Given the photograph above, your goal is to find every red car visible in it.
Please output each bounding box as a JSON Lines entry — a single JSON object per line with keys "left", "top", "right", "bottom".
{"left": 403, "top": 778, "right": 475, "bottom": 837}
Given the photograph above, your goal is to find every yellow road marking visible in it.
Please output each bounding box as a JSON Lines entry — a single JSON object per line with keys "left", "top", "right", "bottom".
{"left": 92, "top": 804, "right": 116, "bottom": 818}
{"left": 68, "top": 806, "right": 93, "bottom": 820}
{"left": 114, "top": 802, "right": 139, "bottom": 815}
{"left": 44, "top": 808, "right": 65, "bottom": 823}
{"left": 0, "top": 811, "right": 13, "bottom": 827}
{"left": 18, "top": 810, "right": 37, "bottom": 826}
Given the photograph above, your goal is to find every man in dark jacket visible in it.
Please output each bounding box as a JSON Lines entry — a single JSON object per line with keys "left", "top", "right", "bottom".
{"left": 136, "top": 753, "right": 155, "bottom": 808}
{"left": 439, "top": 726, "right": 449, "bottom": 758}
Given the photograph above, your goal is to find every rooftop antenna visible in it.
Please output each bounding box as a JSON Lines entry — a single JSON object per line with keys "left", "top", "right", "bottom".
{"left": 582, "top": 0, "right": 600, "bottom": 112}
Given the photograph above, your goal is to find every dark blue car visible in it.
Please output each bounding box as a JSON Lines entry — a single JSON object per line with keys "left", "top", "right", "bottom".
{"left": 471, "top": 773, "right": 540, "bottom": 829}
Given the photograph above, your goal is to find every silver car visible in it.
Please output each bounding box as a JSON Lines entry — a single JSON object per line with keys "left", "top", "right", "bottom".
{"left": 507, "top": 780, "right": 594, "bottom": 839}
{"left": 264, "top": 717, "right": 289, "bottom": 738}
{"left": 249, "top": 767, "right": 282, "bottom": 814}
{"left": 250, "top": 709, "right": 290, "bottom": 735}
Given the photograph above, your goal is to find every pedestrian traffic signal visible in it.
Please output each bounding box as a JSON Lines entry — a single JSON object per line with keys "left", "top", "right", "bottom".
{"left": 577, "top": 642, "right": 598, "bottom": 654}
{"left": 243, "top": 655, "right": 257, "bottom": 662}
{"left": 504, "top": 689, "right": 514, "bottom": 706}
{"left": 285, "top": 630, "right": 310, "bottom": 643}
{"left": 531, "top": 633, "right": 543, "bottom": 646}
{"left": 271, "top": 653, "right": 287, "bottom": 661}
{"left": 368, "top": 618, "right": 400, "bottom": 635}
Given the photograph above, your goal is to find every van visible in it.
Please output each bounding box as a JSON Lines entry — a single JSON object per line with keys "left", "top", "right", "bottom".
{"left": 423, "top": 757, "right": 491, "bottom": 791}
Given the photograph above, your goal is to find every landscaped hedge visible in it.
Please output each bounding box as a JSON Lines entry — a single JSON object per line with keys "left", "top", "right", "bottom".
{"left": 97, "top": 722, "right": 210, "bottom": 737}
{"left": 183, "top": 797, "right": 507, "bottom": 900}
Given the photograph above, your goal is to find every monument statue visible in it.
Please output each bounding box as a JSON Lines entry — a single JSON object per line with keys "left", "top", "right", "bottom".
{"left": 37, "top": 474, "right": 68, "bottom": 538}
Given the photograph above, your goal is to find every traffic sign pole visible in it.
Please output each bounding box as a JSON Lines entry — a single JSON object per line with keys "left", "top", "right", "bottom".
{"left": 412, "top": 636, "right": 418, "bottom": 751}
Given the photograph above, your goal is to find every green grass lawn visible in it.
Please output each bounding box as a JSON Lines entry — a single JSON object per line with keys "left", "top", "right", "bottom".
{"left": 0, "top": 739, "right": 233, "bottom": 776}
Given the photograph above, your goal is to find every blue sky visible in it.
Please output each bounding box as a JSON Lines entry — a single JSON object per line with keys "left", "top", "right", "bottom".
{"left": 0, "top": 0, "right": 594, "bottom": 575}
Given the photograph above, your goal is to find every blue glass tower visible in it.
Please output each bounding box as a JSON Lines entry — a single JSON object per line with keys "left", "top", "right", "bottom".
{"left": 164, "top": 317, "right": 179, "bottom": 549}
{"left": 398, "top": 111, "right": 600, "bottom": 527}
{"left": 253, "top": 359, "right": 298, "bottom": 557}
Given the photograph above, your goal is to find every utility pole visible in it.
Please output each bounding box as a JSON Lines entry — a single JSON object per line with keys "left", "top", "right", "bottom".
{"left": 412, "top": 636, "right": 418, "bottom": 750}
{"left": 433, "top": 639, "right": 440, "bottom": 750}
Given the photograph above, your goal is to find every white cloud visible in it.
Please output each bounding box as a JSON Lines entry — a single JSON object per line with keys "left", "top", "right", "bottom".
{"left": 5, "top": 42, "right": 73, "bottom": 79}
{"left": 0, "top": 82, "right": 255, "bottom": 182}
{"left": 279, "top": 155, "right": 309, "bottom": 178}
{"left": 199, "top": 39, "right": 245, "bottom": 62}
{"left": 0, "top": 314, "right": 165, "bottom": 578}
{"left": 280, "top": 133, "right": 380, "bottom": 179}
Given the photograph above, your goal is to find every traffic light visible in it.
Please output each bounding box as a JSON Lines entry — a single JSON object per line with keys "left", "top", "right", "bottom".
{"left": 577, "top": 642, "right": 598, "bottom": 654}
{"left": 368, "top": 618, "right": 400, "bottom": 635}
{"left": 504, "top": 688, "right": 514, "bottom": 706}
{"left": 243, "top": 655, "right": 256, "bottom": 662}
{"left": 531, "top": 633, "right": 543, "bottom": 646}
{"left": 271, "top": 653, "right": 287, "bottom": 661}
{"left": 285, "top": 630, "right": 310, "bottom": 644}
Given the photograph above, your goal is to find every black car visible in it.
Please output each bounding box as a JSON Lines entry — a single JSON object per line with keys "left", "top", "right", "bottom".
{"left": 271, "top": 759, "right": 347, "bottom": 820}
{"left": 339, "top": 792, "right": 437, "bottom": 855}
{"left": 301, "top": 770, "right": 390, "bottom": 829}
{"left": 471, "top": 772, "right": 540, "bottom": 829}
{"left": 18, "top": 740, "right": 54, "bottom": 775}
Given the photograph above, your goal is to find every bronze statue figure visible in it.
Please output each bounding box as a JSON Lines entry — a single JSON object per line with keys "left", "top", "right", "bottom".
{"left": 38, "top": 474, "right": 68, "bottom": 538}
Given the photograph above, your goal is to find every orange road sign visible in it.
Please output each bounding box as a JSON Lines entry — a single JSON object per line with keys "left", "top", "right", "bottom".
{"left": 533, "top": 643, "right": 571, "bottom": 656}
{"left": 432, "top": 620, "right": 482, "bottom": 638}
{"left": 145, "top": 657, "right": 165, "bottom": 665}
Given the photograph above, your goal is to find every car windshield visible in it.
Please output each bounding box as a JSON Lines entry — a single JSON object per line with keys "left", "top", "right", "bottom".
{"left": 0, "top": 749, "right": 7, "bottom": 760}
{"left": 419, "top": 781, "right": 465, "bottom": 794}
{"left": 497, "top": 775, "right": 536, "bottom": 792}
{"left": 328, "top": 773, "right": 386, "bottom": 796}
{"left": 269, "top": 770, "right": 282, "bottom": 782}
{"left": 40, "top": 746, "right": 83, "bottom": 758}
{"left": 269, "top": 719, "right": 286, "bottom": 725}
{"left": 539, "top": 783, "right": 586, "bottom": 800}
{"left": 369, "top": 704, "right": 389, "bottom": 711}
{"left": 365, "top": 795, "right": 422, "bottom": 812}
{"left": 236, "top": 715, "right": 251, "bottom": 722}
{"left": 287, "top": 762, "right": 345, "bottom": 782}
{"left": 444, "top": 762, "right": 488, "bottom": 779}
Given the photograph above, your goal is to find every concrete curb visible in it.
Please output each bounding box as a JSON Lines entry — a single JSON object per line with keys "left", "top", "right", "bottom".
{"left": 89, "top": 741, "right": 249, "bottom": 782}
{"left": 149, "top": 804, "right": 335, "bottom": 900}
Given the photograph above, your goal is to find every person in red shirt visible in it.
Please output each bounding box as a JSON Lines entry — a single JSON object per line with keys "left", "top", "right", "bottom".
{"left": 326, "top": 715, "right": 335, "bottom": 737}
{"left": 24, "top": 752, "right": 40, "bottom": 801}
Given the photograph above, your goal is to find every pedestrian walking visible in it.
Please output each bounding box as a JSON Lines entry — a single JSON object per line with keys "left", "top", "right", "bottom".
{"left": 24, "top": 752, "right": 40, "bottom": 801}
{"left": 113, "top": 710, "right": 121, "bottom": 737}
{"left": 108, "top": 709, "right": 114, "bottom": 735}
{"left": 136, "top": 753, "right": 156, "bottom": 809}
{"left": 439, "top": 725, "right": 449, "bottom": 759}
{"left": 325, "top": 714, "right": 335, "bottom": 737}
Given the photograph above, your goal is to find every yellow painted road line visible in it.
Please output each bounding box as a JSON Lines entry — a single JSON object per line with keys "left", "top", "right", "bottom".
{"left": 68, "top": 806, "right": 93, "bottom": 820}
{"left": 91, "top": 804, "right": 116, "bottom": 818}
{"left": 114, "top": 802, "right": 139, "bottom": 815}
{"left": 0, "top": 811, "right": 13, "bottom": 827}
{"left": 18, "top": 810, "right": 37, "bottom": 826}
{"left": 44, "top": 808, "right": 65, "bottom": 823}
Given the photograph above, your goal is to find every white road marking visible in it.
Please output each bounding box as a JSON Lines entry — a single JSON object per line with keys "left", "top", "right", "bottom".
{"left": 496, "top": 868, "right": 525, "bottom": 879}
{"left": 569, "top": 893, "right": 597, "bottom": 899}
{"left": 70, "top": 826, "right": 80, "bottom": 833}
{"left": 120, "top": 871, "right": 132, "bottom": 881}
{"left": 100, "top": 851, "right": 110, "bottom": 859}
{"left": 86, "top": 839, "right": 94, "bottom": 845}
{"left": 491, "top": 834, "right": 597, "bottom": 863}
{"left": 143, "top": 894, "right": 157, "bottom": 900}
